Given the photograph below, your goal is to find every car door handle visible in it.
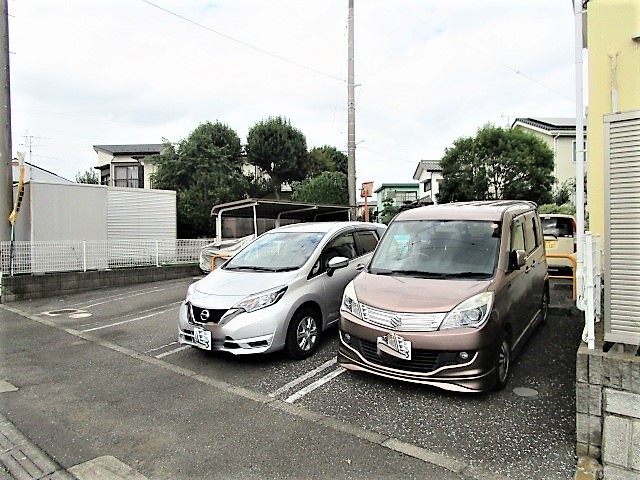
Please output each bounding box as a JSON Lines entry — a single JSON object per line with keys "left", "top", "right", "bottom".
{"left": 356, "top": 264, "right": 365, "bottom": 271}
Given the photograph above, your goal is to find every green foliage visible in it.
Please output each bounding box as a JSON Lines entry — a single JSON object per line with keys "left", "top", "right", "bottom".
{"left": 438, "top": 124, "right": 554, "bottom": 205}
{"left": 308, "top": 145, "right": 348, "bottom": 177}
{"left": 291, "top": 171, "right": 348, "bottom": 205}
{"left": 151, "top": 122, "right": 247, "bottom": 238}
{"left": 75, "top": 169, "right": 99, "bottom": 184}
{"left": 246, "top": 116, "right": 309, "bottom": 198}
{"left": 539, "top": 203, "right": 576, "bottom": 215}
{"left": 379, "top": 197, "right": 400, "bottom": 225}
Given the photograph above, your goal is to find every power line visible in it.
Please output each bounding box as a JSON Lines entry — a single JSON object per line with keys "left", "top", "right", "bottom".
{"left": 140, "top": 0, "right": 346, "bottom": 83}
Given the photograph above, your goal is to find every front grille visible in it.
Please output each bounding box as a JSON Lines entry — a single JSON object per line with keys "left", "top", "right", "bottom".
{"left": 360, "top": 305, "right": 445, "bottom": 332}
{"left": 188, "top": 303, "right": 227, "bottom": 324}
{"left": 354, "top": 337, "right": 465, "bottom": 373}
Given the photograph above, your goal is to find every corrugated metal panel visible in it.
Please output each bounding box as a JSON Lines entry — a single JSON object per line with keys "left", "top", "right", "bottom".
{"left": 107, "top": 187, "right": 177, "bottom": 241}
{"left": 604, "top": 110, "right": 640, "bottom": 345}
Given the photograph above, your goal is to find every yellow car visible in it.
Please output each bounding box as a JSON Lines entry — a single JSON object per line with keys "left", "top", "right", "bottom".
{"left": 541, "top": 214, "right": 576, "bottom": 272}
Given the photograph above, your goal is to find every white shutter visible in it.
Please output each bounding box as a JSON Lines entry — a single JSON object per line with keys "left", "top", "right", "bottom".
{"left": 604, "top": 110, "right": 640, "bottom": 345}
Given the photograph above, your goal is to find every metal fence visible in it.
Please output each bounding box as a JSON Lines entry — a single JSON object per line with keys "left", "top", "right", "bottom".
{"left": 0, "top": 239, "right": 213, "bottom": 276}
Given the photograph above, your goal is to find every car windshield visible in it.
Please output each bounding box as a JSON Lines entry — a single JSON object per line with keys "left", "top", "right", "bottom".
{"left": 368, "top": 220, "right": 501, "bottom": 278}
{"left": 224, "top": 231, "right": 325, "bottom": 271}
{"left": 542, "top": 217, "right": 574, "bottom": 238}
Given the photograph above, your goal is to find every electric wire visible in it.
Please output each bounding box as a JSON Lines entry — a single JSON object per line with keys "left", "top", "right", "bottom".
{"left": 141, "top": 0, "right": 346, "bottom": 83}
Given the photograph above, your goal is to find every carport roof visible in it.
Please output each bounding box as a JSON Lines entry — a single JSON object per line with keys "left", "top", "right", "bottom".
{"left": 210, "top": 198, "right": 352, "bottom": 221}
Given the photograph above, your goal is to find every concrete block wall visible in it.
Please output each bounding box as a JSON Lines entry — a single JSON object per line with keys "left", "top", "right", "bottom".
{"left": 0, "top": 265, "right": 201, "bottom": 303}
{"left": 576, "top": 344, "right": 640, "bottom": 479}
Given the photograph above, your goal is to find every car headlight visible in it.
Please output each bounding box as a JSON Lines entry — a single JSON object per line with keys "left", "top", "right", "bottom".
{"left": 440, "top": 292, "right": 493, "bottom": 329}
{"left": 341, "top": 281, "right": 362, "bottom": 319}
{"left": 185, "top": 282, "right": 197, "bottom": 302}
{"left": 233, "top": 286, "right": 287, "bottom": 313}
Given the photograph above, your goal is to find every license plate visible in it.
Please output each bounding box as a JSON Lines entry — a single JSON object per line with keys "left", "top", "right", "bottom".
{"left": 193, "top": 327, "right": 212, "bottom": 350}
{"left": 377, "top": 332, "right": 411, "bottom": 360}
{"left": 545, "top": 240, "right": 557, "bottom": 249}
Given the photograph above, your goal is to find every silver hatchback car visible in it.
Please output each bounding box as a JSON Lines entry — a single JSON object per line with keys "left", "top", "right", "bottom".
{"left": 178, "top": 221, "right": 386, "bottom": 359}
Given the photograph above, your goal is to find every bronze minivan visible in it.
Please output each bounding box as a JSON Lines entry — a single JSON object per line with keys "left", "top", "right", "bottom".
{"left": 337, "top": 200, "right": 549, "bottom": 393}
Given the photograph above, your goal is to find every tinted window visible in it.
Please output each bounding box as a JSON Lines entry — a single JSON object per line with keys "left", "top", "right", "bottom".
{"left": 310, "top": 232, "right": 357, "bottom": 278}
{"left": 354, "top": 230, "right": 379, "bottom": 256}
{"left": 510, "top": 220, "right": 525, "bottom": 251}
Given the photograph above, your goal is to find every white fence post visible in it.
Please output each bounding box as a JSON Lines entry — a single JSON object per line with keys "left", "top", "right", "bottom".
{"left": 83, "top": 241, "right": 87, "bottom": 272}
{"left": 582, "top": 232, "right": 602, "bottom": 350}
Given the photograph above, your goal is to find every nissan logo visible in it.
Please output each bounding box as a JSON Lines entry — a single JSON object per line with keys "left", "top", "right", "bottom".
{"left": 200, "top": 309, "right": 210, "bottom": 322}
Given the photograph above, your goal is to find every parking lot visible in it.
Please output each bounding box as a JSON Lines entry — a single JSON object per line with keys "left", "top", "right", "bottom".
{"left": 1, "top": 276, "right": 581, "bottom": 479}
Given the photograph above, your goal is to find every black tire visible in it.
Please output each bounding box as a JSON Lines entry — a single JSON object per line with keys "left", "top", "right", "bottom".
{"left": 540, "top": 287, "right": 550, "bottom": 324}
{"left": 285, "top": 308, "right": 321, "bottom": 360}
{"left": 493, "top": 332, "right": 511, "bottom": 391}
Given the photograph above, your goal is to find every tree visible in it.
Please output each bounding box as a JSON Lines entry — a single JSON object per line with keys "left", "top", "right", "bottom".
{"left": 151, "top": 121, "right": 247, "bottom": 238}
{"left": 308, "top": 145, "right": 348, "bottom": 177}
{"left": 438, "top": 124, "right": 554, "bottom": 205}
{"left": 291, "top": 171, "right": 348, "bottom": 205}
{"left": 75, "top": 169, "right": 99, "bottom": 184}
{"left": 245, "top": 116, "right": 309, "bottom": 199}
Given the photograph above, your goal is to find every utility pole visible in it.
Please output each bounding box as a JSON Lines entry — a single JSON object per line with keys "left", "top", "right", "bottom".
{"left": 0, "top": 0, "right": 12, "bottom": 242}
{"left": 347, "top": 0, "right": 356, "bottom": 219}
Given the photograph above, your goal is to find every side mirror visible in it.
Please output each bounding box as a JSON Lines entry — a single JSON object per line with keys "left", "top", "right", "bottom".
{"left": 509, "top": 250, "right": 527, "bottom": 271}
{"left": 327, "top": 256, "right": 349, "bottom": 277}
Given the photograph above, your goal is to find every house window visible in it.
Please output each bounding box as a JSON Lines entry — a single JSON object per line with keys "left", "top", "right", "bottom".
{"left": 396, "top": 191, "right": 417, "bottom": 204}
{"left": 114, "top": 165, "right": 144, "bottom": 188}
{"left": 100, "top": 169, "right": 110, "bottom": 186}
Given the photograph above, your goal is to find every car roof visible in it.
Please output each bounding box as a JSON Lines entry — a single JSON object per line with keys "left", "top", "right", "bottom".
{"left": 267, "top": 221, "right": 385, "bottom": 235}
{"left": 395, "top": 200, "right": 538, "bottom": 222}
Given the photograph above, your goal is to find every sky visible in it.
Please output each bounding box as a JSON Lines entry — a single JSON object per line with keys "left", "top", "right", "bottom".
{"left": 7, "top": 0, "right": 578, "bottom": 199}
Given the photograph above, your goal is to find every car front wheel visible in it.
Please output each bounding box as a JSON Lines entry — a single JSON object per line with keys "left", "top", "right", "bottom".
{"left": 285, "top": 308, "right": 321, "bottom": 360}
{"left": 494, "top": 333, "right": 511, "bottom": 391}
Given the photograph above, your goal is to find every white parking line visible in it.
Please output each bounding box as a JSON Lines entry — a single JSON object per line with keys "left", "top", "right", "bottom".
{"left": 268, "top": 358, "right": 337, "bottom": 398}
{"left": 81, "top": 304, "right": 178, "bottom": 332}
{"left": 284, "top": 367, "right": 346, "bottom": 404}
{"left": 155, "top": 346, "right": 190, "bottom": 358}
{"left": 145, "top": 342, "right": 178, "bottom": 353}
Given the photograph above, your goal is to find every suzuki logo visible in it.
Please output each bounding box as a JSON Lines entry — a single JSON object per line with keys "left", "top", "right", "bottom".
{"left": 200, "top": 309, "right": 210, "bottom": 322}
{"left": 390, "top": 315, "right": 402, "bottom": 329}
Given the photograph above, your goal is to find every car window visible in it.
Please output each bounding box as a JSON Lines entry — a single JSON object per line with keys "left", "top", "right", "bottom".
{"left": 542, "top": 217, "right": 575, "bottom": 238}
{"left": 354, "top": 230, "right": 379, "bottom": 256}
{"left": 510, "top": 219, "right": 525, "bottom": 252}
{"left": 225, "top": 231, "right": 324, "bottom": 271}
{"left": 523, "top": 214, "right": 538, "bottom": 254}
{"left": 310, "top": 232, "right": 356, "bottom": 278}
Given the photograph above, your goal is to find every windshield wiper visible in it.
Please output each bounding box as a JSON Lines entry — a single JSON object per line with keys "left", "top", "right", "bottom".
{"left": 440, "top": 272, "right": 492, "bottom": 278}
{"left": 372, "top": 269, "right": 449, "bottom": 278}
{"left": 225, "top": 265, "right": 279, "bottom": 272}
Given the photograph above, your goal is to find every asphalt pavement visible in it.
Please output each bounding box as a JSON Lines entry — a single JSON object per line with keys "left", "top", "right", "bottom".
{"left": 0, "top": 277, "right": 582, "bottom": 480}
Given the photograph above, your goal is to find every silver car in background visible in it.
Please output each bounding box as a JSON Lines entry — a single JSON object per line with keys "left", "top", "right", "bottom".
{"left": 179, "top": 221, "right": 386, "bottom": 359}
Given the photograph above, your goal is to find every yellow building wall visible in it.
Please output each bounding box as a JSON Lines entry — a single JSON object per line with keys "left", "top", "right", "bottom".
{"left": 586, "top": 0, "right": 640, "bottom": 238}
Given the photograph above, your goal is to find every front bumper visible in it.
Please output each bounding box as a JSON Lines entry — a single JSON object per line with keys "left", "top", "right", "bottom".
{"left": 337, "top": 312, "right": 499, "bottom": 393}
{"left": 177, "top": 301, "right": 286, "bottom": 355}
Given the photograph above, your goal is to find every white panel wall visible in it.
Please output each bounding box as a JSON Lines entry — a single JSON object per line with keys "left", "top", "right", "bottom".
{"left": 30, "top": 182, "right": 108, "bottom": 241}
{"left": 107, "top": 187, "right": 176, "bottom": 240}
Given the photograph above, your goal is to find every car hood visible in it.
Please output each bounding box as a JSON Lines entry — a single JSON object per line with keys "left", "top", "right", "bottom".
{"left": 353, "top": 272, "right": 492, "bottom": 313}
{"left": 192, "top": 268, "right": 299, "bottom": 305}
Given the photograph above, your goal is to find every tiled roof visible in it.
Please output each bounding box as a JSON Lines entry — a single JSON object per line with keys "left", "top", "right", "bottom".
{"left": 512, "top": 118, "right": 586, "bottom": 131}
{"left": 93, "top": 144, "right": 166, "bottom": 155}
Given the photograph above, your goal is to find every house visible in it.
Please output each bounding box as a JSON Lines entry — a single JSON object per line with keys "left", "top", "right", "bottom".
{"left": 374, "top": 183, "right": 419, "bottom": 209}
{"left": 412, "top": 160, "right": 443, "bottom": 204}
{"left": 511, "top": 117, "right": 586, "bottom": 188}
{"left": 356, "top": 200, "right": 376, "bottom": 221}
{"left": 94, "top": 144, "right": 167, "bottom": 189}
